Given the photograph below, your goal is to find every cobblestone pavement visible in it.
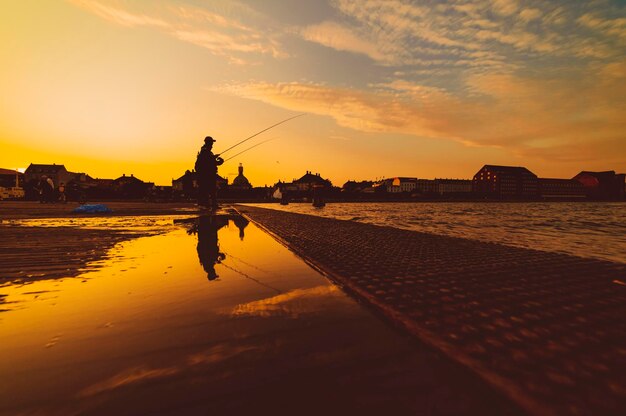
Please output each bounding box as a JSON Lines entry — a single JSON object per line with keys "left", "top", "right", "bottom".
{"left": 237, "top": 205, "right": 626, "bottom": 416}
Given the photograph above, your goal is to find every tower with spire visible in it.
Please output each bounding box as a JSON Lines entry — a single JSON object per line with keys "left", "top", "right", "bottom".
{"left": 231, "top": 163, "right": 252, "bottom": 190}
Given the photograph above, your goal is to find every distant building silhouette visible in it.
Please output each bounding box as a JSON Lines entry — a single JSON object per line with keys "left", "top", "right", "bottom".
{"left": 172, "top": 170, "right": 227, "bottom": 200}
{"left": 230, "top": 163, "right": 252, "bottom": 190}
{"left": 538, "top": 178, "right": 586, "bottom": 200}
{"left": 0, "top": 168, "right": 23, "bottom": 188}
{"left": 113, "top": 174, "right": 154, "bottom": 199}
{"left": 0, "top": 168, "right": 24, "bottom": 200}
{"left": 473, "top": 165, "right": 538, "bottom": 199}
{"left": 434, "top": 179, "right": 472, "bottom": 195}
{"left": 342, "top": 180, "right": 375, "bottom": 193}
{"left": 415, "top": 179, "right": 435, "bottom": 195}
{"left": 573, "top": 171, "right": 625, "bottom": 200}
{"left": 24, "top": 164, "right": 73, "bottom": 189}
{"left": 271, "top": 171, "right": 333, "bottom": 202}
{"left": 172, "top": 170, "right": 197, "bottom": 198}
{"left": 384, "top": 177, "right": 417, "bottom": 193}
{"left": 293, "top": 171, "right": 332, "bottom": 191}
{"left": 272, "top": 180, "right": 298, "bottom": 200}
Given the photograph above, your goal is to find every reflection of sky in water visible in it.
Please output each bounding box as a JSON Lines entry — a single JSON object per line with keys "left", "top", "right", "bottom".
{"left": 246, "top": 202, "right": 626, "bottom": 263}
{"left": 2, "top": 217, "right": 502, "bottom": 415}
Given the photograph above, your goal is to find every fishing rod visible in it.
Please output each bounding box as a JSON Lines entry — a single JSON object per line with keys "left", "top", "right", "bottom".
{"left": 217, "top": 113, "right": 305, "bottom": 156}
{"left": 224, "top": 138, "right": 277, "bottom": 162}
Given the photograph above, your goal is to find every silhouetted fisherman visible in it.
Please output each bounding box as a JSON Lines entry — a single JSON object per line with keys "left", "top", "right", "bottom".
{"left": 195, "top": 136, "right": 224, "bottom": 209}
{"left": 196, "top": 215, "right": 228, "bottom": 281}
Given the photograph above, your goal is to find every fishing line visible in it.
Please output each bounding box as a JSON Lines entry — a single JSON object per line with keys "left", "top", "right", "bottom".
{"left": 224, "top": 138, "right": 278, "bottom": 162}
{"left": 218, "top": 113, "right": 305, "bottom": 156}
{"left": 220, "top": 261, "right": 282, "bottom": 294}
{"left": 224, "top": 251, "right": 273, "bottom": 274}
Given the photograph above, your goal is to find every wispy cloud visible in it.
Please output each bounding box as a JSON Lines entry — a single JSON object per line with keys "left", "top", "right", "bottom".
{"left": 297, "top": 0, "right": 624, "bottom": 70}
{"left": 214, "top": 57, "right": 625, "bottom": 163}
{"left": 68, "top": 0, "right": 286, "bottom": 63}
{"left": 578, "top": 13, "right": 626, "bottom": 42}
{"left": 299, "top": 21, "right": 385, "bottom": 62}
{"left": 69, "top": 0, "right": 169, "bottom": 27}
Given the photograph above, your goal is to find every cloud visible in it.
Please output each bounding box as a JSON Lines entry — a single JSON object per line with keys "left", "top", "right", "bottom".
{"left": 68, "top": 0, "right": 286, "bottom": 63}
{"left": 490, "top": 0, "right": 519, "bottom": 17}
{"left": 578, "top": 13, "right": 626, "bottom": 42}
{"left": 518, "top": 8, "right": 542, "bottom": 23}
{"left": 300, "top": 21, "right": 385, "bottom": 61}
{"left": 69, "top": 0, "right": 169, "bottom": 28}
{"left": 214, "top": 59, "right": 626, "bottom": 164}
{"left": 296, "top": 0, "right": 624, "bottom": 72}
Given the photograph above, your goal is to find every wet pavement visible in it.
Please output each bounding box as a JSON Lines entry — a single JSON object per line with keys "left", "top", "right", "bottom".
{"left": 237, "top": 205, "right": 626, "bottom": 416}
{"left": 0, "top": 210, "right": 518, "bottom": 415}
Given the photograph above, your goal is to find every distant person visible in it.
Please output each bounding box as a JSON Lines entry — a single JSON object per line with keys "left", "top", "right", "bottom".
{"left": 194, "top": 136, "right": 224, "bottom": 209}
{"left": 36, "top": 177, "right": 45, "bottom": 203}
{"left": 39, "top": 175, "right": 53, "bottom": 203}
{"left": 58, "top": 182, "right": 66, "bottom": 203}
{"left": 45, "top": 176, "right": 55, "bottom": 203}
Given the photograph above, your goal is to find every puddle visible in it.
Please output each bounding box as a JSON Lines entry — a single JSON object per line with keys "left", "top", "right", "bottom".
{"left": 6, "top": 215, "right": 195, "bottom": 232}
{"left": 0, "top": 213, "right": 515, "bottom": 415}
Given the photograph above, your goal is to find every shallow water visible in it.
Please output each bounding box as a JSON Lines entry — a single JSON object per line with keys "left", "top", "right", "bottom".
{"left": 5, "top": 214, "right": 195, "bottom": 232}
{"left": 0, "top": 214, "right": 512, "bottom": 415}
{"left": 246, "top": 202, "right": 626, "bottom": 263}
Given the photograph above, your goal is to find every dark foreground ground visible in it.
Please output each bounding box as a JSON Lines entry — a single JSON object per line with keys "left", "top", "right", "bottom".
{"left": 236, "top": 205, "right": 626, "bottom": 416}
{"left": 0, "top": 203, "right": 522, "bottom": 416}
{"left": 2, "top": 200, "right": 624, "bottom": 415}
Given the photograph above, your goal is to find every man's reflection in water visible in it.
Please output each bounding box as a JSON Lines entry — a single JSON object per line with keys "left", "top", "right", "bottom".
{"left": 195, "top": 215, "right": 228, "bottom": 281}
{"left": 188, "top": 214, "right": 250, "bottom": 281}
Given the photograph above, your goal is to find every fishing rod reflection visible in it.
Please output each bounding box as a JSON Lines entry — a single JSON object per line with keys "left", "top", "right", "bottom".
{"left": 184, "top": 214, "right": 250, "bottom": 281}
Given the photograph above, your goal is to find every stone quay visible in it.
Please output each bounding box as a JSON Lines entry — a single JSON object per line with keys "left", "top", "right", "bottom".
{"left": 236, "top": 205, "right": 626, "bottom": 416}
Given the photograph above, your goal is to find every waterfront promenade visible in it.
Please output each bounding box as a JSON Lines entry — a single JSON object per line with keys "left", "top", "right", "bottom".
{"left": 236, "top": 205, "right": 626, "bottom": 416}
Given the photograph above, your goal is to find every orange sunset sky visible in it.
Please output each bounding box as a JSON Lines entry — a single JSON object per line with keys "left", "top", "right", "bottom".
{"left": 1, "top": 0, "right": 625, "bottom": 186}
